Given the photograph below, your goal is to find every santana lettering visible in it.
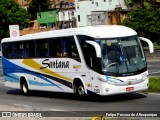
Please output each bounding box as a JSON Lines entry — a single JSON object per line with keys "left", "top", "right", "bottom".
{"left": 40, "top": 59, "right": 69, "bottom": 69}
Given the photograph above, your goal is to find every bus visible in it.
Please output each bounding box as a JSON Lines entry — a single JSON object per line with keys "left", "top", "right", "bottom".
{"left": 1, "top": 25, "right": 153, "bottom": 97}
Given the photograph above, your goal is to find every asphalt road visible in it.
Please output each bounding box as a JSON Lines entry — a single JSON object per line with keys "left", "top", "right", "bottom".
{"left": 0, "top": 82, "right": 160, "bottom": 112}
{"left": 147, "top": 60, "right": 160, "bottom": 76}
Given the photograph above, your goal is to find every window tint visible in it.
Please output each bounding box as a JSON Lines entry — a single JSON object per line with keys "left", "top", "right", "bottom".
{"left": 2, "top": 42, "right": 24, "bottom": 59}
{"left": 2, "top": 36, "right": 80, "bottom": 61}
{"left": 24, "top": 41, "right": 35, "bottom": 58}
{"left": 2, "top": 43, "right": 13, "bottom": 59}
{"left": 13, "top": 42, "right": 23, "bottom": 59}
{"left": 77, "top": 35, "right": 92, "bottom": 67}
{"left": 48, "top": 38, "right": 55, "bottom": 57}
{"left": 48, "top": 36, "right": 80, "bottom": 61}
{"left": 62, "top": 37, "right": 80, "bottom": 59}
{"left": 49, "top": 37, "right": 64, "bottom": 57}
{"left": 35, "top": 39, "right": 48, "bottom": 58}
{"left": 77, "top": 35, "right": 101, "bottom": 71}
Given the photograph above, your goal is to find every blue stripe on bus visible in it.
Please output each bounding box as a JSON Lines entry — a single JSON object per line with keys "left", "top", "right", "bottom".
{"left": 3, "top": 74, "right": 19, "bottom": 83}
{"left": 4, "top": 72, "right": 64, "bottom": 89}
{"left": 28, "top": 79, "right": 59, "bottom": 87}
{"left": 2, "top": 57, "right": 71, "bottom": 90}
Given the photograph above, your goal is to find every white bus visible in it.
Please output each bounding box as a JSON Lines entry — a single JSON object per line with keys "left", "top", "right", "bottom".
{"left": 1, "top": 25, "right": 153, "bottom": 97}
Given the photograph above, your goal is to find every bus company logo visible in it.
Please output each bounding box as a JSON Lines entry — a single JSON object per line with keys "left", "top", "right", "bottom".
{"left": 73, "top": 65, "right": 81, "bottom": 69}
{"left": 41, "top": 59, "right": 69, "bottom": 69}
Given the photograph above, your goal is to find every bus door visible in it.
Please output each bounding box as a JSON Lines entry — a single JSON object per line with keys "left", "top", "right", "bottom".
{"left": 83, "top": 43, "right": 102, "bottom": 93}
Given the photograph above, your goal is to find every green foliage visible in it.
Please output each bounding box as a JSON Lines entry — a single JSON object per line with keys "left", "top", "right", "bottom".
{"left": 28, "top": 0, "right": 50, "bottom": 20}
{"left": 153, "top": 41, "right": 159, "bottom": 46}
{"left": 122, "top": 0, "right": 160, "bottom": 44}
{"left": 0, "top": 0, "right": 29, "bottom": 40}
{"left": 149, "top": 77, "right": 160, "bottom": 93}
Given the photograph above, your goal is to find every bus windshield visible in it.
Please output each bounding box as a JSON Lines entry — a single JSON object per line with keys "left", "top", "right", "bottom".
{"left": 96, "top": 36, "right": 147, "bottom": 75}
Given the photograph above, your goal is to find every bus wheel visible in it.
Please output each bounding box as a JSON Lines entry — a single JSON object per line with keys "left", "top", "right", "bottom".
{"left": 76, "top": 83, "right": 85, "bottom": 98}
{"left": 20, "top": 80, "right": 29, "bottom": 95}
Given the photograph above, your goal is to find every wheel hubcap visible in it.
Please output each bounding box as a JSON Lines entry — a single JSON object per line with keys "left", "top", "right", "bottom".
{"left": 78, "top": 86, "right": 84, "bottom": 96}
{"left": 23, "top": 83, "right": 27, "bottom": 93}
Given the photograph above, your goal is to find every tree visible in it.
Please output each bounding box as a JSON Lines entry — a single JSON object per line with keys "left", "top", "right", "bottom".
{"left": 0, "top": 0, "right": 29, "bottom": 40}
{"left": 28, "top": 0, "right": 50, "bottom": 20}
{"left": 123, "top": 0, "right": 160, "bottom": 45}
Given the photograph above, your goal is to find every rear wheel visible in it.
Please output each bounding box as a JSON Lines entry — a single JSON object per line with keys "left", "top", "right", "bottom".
{"left": 20, "top": 80, "right": 29, "bottom": 95}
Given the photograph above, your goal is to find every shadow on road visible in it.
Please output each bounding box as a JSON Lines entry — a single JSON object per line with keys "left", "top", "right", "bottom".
{"left": 6, "top": 89, "right": 147, "bottom": 102}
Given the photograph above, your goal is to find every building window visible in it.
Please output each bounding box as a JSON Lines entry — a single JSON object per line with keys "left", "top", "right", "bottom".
{"left": 49, "top": 12, "right": 53, "bottom": 17}
{"left": 38, "top": 13, "right": 41, "bottom": 18}
{"left": 78, "top": 15, "right": 80, "bottom": 22}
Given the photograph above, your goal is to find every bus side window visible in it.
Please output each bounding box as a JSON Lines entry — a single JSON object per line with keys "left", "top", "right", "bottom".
{"left": 48, "top": 37, "right": 62, "bottom": 58}
{"left": 62, "top": 36, "right": 80, "bottom": 61}
{"left": 48, "top": 38, "right": 55, "bottom": 57}
{"left": 35, "top": 39, "right": 48, "bottom": 58}
{"left": 55, "top": 38, "right": 62, "bottom": 57}
{"left": 24, "top": 41, "right": 35, "bottom": 58}
{"left": 2, "top": 43, "right": 13, "bottom": 59}
{"left": 62, "top": 39, "right": 68, "bottom": 57}
{"left": 77, "top": 35, "right": 101, "bottom": 72}
{"left": 13, "top": 42, "right": 23, "bottom": 59}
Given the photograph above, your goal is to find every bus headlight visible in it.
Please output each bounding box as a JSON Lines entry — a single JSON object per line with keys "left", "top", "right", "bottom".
{"left": 97, "top": 77, "right": 116, "bottom": 85}
{"left": 97, "top": 77, "right": 106, "bottom": 82}
{"left": 142, "top": 72, "right": 148, "bottom": 81}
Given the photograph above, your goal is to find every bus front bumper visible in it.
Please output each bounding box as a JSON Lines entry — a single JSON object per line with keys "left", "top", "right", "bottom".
{"left": 101, "top": 78, "right": 148, "bottom": 96}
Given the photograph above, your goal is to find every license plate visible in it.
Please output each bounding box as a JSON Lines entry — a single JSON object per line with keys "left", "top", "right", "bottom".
{"left": 126, "top": 87, "right": 134, "bottom": 91}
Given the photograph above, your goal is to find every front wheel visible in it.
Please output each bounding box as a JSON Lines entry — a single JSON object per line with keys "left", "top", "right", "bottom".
{"left": 74, "top": 83, "right": 86, "bottom": 98}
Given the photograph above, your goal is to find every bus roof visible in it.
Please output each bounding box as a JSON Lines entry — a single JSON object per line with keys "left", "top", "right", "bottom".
{"left": 1, "top": 25, "right": 137, "bottom": 43}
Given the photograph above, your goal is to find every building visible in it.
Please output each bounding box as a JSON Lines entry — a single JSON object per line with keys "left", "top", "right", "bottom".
{"left": 20, "top": 10, "right": 57, "bottom": 35}
{"left": 75, "top": 0, "right": 117, "bottom": 27}
{"left": 50, "top": 0, "right": 75, "bottom": 8}
{"left": 75, "top": 0, "right": 129, "bottom": 27}
{"left": 37, "top": 10, "right": 57, "bottom": 29}
{"left": 20, "top": 0, "right": 130, "bottom": 35}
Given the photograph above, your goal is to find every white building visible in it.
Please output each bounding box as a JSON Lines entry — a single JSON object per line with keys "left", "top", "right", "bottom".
{"left": 75, "top": 0, "right": 127, "bottom": 27}
{"left": 57, "top": 0, "right": 128, "bottom": 28}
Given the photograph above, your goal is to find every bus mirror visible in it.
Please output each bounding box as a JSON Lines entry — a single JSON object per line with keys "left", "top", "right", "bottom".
{"left": 86, "top": 41, "right": 101, "bottom": 58}
{"left": 139, "top": 37, "right": 154, "bottom": 53}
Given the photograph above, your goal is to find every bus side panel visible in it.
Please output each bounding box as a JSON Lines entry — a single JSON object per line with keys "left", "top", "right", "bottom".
{"left": 2, "top": 57, "right": 74, "bottom": 93}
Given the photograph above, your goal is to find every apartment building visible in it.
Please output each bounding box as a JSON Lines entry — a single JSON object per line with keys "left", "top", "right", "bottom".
{"left": 75, "top": 0, "right": 126, "bottom": 27}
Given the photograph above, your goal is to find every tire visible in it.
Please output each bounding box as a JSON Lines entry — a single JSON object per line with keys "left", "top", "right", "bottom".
{"left": 76, "top": 83, "right": 85, "bottom": 98}
{"left": 20, "top": 80, "right": 29, "bottom": 95}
